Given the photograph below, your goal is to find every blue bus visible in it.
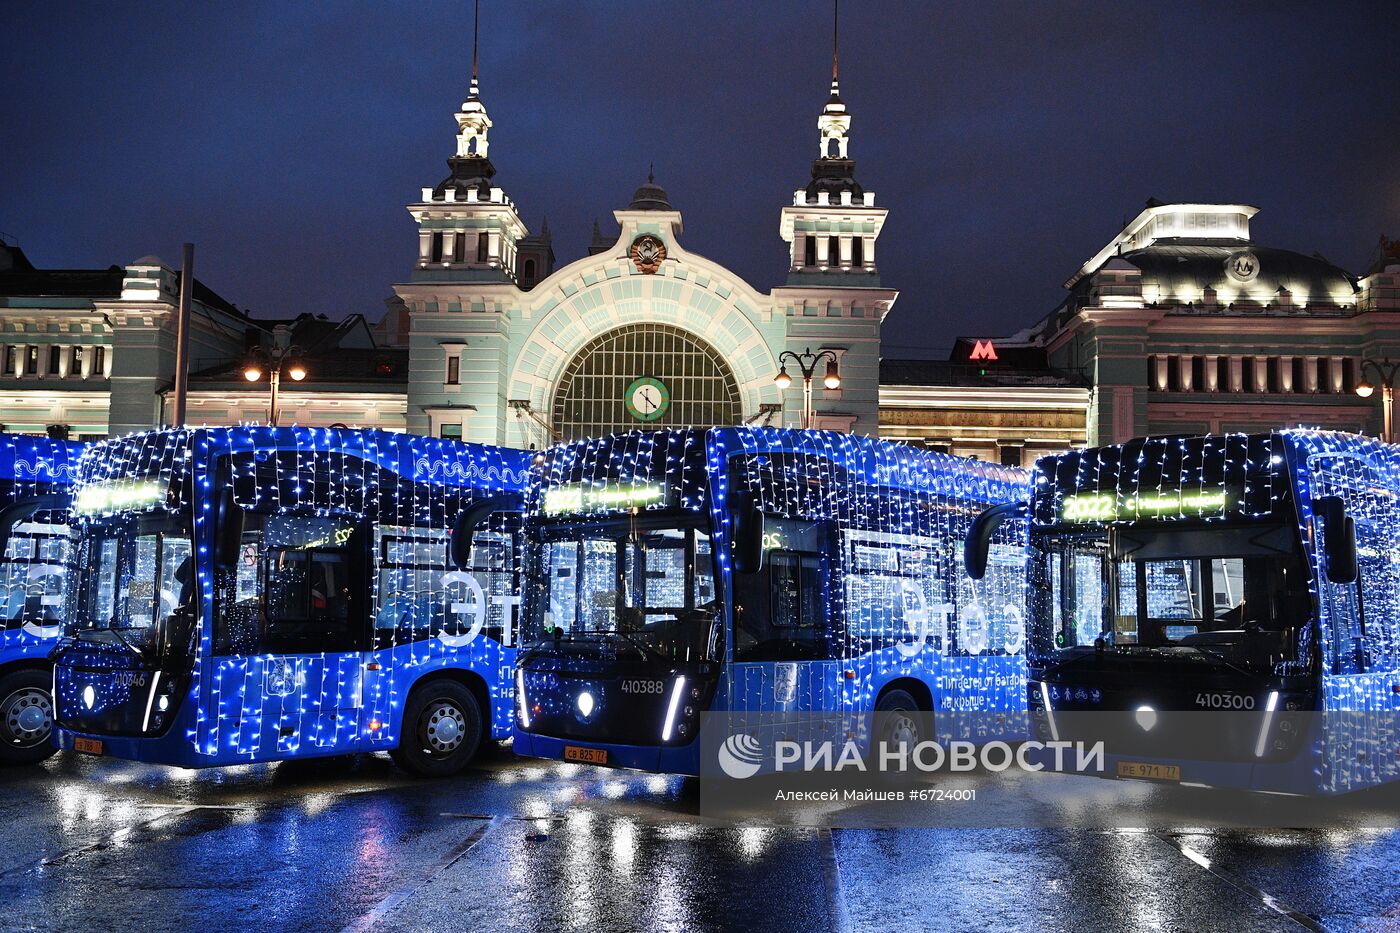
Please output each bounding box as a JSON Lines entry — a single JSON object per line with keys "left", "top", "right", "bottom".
{"left": 513, "top": 428, "right": 1031, "bottom": 775}
{"left": 966, "top": 430, "right": 1400, "bottom": 794}
{"left": 53, "top": 426, "right": 530, "bottom": 776}
{"left": 0, "top": 433, "right": 82, "bottom": 765}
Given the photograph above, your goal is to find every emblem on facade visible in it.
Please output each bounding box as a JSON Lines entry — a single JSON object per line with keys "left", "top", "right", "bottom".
{"left": 1225, "top": 251, "right": 1260, "bottom": 283}
{"left": 629, "top": 234, "right": 667, "bottom": 274}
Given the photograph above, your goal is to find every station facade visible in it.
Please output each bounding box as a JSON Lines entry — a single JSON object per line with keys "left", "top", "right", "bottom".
{"left": 3, "top": 61, "right": 1397, "bottom": 461}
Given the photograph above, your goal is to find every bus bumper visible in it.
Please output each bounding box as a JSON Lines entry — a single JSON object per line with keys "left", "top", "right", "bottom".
{"left": 513, "top": 728, "right": 700, "bottom": 776}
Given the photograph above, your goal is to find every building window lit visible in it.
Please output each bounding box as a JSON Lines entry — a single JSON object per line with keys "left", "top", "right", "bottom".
{"left": 70, "top": 346, "right": 82, "bottom": 376}
{"left": 552, "top": 323, "right": 741, "bottom": 441}
{"left": 439, "top": 422, "right": 463, "bottom": 440}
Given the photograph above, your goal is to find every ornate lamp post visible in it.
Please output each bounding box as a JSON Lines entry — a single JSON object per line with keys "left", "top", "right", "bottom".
{"left": 1356, "top": 357, "right": 1400, "bottom": 443}
{"left": 242, "top": 333, "right": 307, "bottom": 427}
{"left": 774, "top": 347, "right": 841, "bottom": 430}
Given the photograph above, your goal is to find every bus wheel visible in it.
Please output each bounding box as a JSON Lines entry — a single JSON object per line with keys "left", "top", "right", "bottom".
{"left": 875, "top": 689, "right": 924, "bottom": 751}
{"left": 0, "top": 670, "right": 58, "bottom": 766}
{"left": 391, "top": 680, "right": 483, "bottom": 778}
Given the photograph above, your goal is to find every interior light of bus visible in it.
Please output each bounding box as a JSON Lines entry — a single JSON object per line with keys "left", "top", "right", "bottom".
{"left": 1253, "top": 691, "right": 1279, "bottom": 758}
{"left": 1059, "top": 489, "right": 1228, "bottom": 523}
{"left": 542, "top": 482, "right": 667, "bottom": 515}
{"left": 74, "top": 479, "right": 167, "bottom": 515}
{"left": 661, "top": 676, "right": 687, "bottom": 741}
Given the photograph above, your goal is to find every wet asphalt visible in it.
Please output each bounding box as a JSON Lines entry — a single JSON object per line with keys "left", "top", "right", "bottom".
{"left": 0, "top": 745, "right": 1396, "bottom": 933}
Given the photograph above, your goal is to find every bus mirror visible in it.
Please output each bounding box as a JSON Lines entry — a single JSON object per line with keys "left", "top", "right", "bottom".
{"left": 214, "top": 487, "right": 244, "bottom": 569}
{"left": 731, "top": 494, "right": 765, "bottom": 575}
{"left": 1316, "top": 495, "right": 1357, "bottom": 584}
{"left": 964, "top": 501, "right": 1026, "bottom": 580}
{"left": 0, "top": 493, "right": 70, "bottom": 561}
{"left": 450, "top": 493, "right": 524, "bottom": 569}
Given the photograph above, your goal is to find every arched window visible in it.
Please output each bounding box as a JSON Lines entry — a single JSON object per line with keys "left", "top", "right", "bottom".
{"left": 523, "top": 259, "right": 537, "bottom": 282}
{"left": 826, "top": 138, "right": 840, "bottom": 159}
{"left": 551, "top": 324, "right": 742, "bottom": 441}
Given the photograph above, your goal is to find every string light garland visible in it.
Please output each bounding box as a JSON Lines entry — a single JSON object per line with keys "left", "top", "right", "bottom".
{"left": 54, "top": 425, "right": 530, "bottom": 767}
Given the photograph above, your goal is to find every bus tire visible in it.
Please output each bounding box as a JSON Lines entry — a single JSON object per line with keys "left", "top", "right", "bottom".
{"left": 875, "top": 688, "right": 924, "bottom": 751}
{"left": 391, "top": 679, "right": 483, "bottom": 778}
{"left": 0, "top": 669, "right": 57, "bottom": 766}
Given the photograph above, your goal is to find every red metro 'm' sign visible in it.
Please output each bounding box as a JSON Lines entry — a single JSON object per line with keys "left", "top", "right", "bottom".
{"left": 969, "top": 340, "right": 998, "bottom": 361}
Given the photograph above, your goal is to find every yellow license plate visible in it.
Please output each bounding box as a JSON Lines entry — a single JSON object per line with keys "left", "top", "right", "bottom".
{"left": 1117, "top": 761, "right": 1180, "bottom": 782}
{"left": 564, "top": 745, "right": 608, "bottom": 765}
{"left": 73, "top": 736, "right": 104, "bottom": 756}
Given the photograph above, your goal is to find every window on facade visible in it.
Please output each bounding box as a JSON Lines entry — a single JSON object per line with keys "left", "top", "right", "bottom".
{"left": 1242, "top": 357, "right": 1257, "bottom": 393}
{"left": 1343, "top": 359, "right": 1357, "bottom": 394}
{"left": 1, "top": 347, "right": 12, "bottom": 375}
{"left": 804, "top": 236, "right": 817, "bottom": 267}
{"left": 24, "top": 346, "right": 38, "bottom": 376}
{"left": 1190, "top": 356, "right": 1205, "bottom": 391}
{"left": 92, "top": 346, "right": 106, "bottom": 376}
{"left": 1315, "top": 358, "right": 1329, "bottom": 393}
{"left": 439, "top": 423, "right": 463, "bottom": 440}
{"left": 828, "top": 236, "right": 840, "bottom": 265}
{"left": 430, "top": 232, "right": 444, "bottom": 263}
{"left": 999, "top": 446, "right": 1023, "bottom": 467}
{"left": 1292, "top": 357, "right": 1306, "bottom": 393}
{"left": 1166, "top": 356, "right": 1181, "bottom": 392}
{"left": 453, "top": 232, "right": 465, "bottom": 263}
{"left": 476, "top": 234, "right": 489, "bottom": 263}
{"left": 523, "top": 258, "right": 536, "bottom": 283}
{"left": 47, "top": 346, "right": 61, "bottom": 375}
{"left": 70, "top": 346, "right": 82, "bottom": 376}
{"left": 851, "top": 237, "right": 864, "bottom": 268}
{"left": 446, "top": 355, "right": 460, "bottom": 385}
{"left": 1217, "top": 357, "right": 1231, "bottom": 393}
{"left": 551, "top": 323, "right": 741, "bottom": 441}
{"left": 1266, "top": 358, "right": 1281, "bottom": 393}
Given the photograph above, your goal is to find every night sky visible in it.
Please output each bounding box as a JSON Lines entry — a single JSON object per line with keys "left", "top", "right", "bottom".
{"left": 4, "top": 1, "right": 1396, "bottom": 358}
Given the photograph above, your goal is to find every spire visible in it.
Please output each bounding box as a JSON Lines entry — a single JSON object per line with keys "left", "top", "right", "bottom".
{"left": 817, "top": 0, "right": 850, "bottom": 161}
{"left": 588, "top": 218, "right": 611, "bottom": 255}
{"left": 539, "top": 214, "right": 551, "bottom": 241}
{"left": 454, "top": 0, "right": 492, "bottom": 159}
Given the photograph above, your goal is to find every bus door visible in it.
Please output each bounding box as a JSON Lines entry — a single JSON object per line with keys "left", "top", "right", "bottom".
{"left": 1309, "top": 453, "right": 1400, "bottom": 789}
{"left": 727, "top": 518, "right": 840, "bottom": 718}
{"left": 220, "top": 511, "right": 369, "bottom": 755}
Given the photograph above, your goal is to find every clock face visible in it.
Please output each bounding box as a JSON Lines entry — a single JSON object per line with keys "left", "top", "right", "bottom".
{"left": 624, "top": 376, "right": 671, "bottom": 422}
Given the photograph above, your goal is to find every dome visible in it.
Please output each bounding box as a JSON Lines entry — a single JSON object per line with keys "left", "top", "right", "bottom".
{"left": 627, "top": 175, "right": 672, "bottom": 211}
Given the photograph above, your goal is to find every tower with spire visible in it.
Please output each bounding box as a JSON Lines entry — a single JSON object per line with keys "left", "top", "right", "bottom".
{"left": 770, "top": 1, "right": 897, "bottom": 436}
{"left": 406, "top": 0, "right": 526, "bottom": 283}
{"left": 778, "top": 1, "right": 888, "bottom": 285}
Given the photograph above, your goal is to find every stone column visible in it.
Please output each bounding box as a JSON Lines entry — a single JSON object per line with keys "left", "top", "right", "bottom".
{"left": 1304, "top": 356, "right": 1319, "bottom": 393}
{"left": 815, "top": 235, "right": 830, "bottom": 267}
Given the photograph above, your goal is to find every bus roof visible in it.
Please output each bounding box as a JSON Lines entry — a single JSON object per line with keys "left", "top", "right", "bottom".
{"left": 0, "top": 433, "right": 83, "bottom": 485}
{"left": 76, "top": 426, "right": 531, "bottom": 493}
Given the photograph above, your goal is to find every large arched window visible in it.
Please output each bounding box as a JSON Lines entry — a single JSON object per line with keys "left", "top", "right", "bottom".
{"left": 552, "top": 323, "right": 742, "bottom": 440}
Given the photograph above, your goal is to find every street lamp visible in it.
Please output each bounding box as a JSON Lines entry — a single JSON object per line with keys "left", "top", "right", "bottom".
{"left": 242, "top": 342, "right": 307, "bottom": 427}
{"left": 773, "top": 347, "right": 841, "bottom": 430}
{"left": 1356, "top": 357, "right": 1400, "bottom": 443}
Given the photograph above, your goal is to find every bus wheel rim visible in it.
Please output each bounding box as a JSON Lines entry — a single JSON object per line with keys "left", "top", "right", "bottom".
{"left": 424, "top": 702, "right": 466, "bottom": 755}
{"left": 887, "top": 713, "right": 919, "bottom": 748}
{"left": 3, "top": 688, "right": 52, "bottom": 747}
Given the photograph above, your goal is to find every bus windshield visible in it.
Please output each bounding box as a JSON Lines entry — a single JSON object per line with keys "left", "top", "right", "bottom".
{"left": 523, "top": 515, "right": 720, "bottom": 662}
{"left": 1032, "top": 521, "right": 1310, "bottom": 658}
{"left": 67, "top": 512, "right": 194, "bottom": 656}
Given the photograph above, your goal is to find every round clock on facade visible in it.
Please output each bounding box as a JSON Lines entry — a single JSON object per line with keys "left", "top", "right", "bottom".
{"left": 624, "top": 376, "right": 671, "bottom": 422}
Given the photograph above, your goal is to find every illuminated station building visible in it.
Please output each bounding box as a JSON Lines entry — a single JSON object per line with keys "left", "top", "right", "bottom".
{"left": 3, "top": 57, "right": 1399, "bottom": 460}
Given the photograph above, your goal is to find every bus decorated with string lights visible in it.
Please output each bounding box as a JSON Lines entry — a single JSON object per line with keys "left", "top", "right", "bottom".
{"left": 966, "top": 431, "right": 1400, "bottom": 794}
{"left": 52, "top": 427, "right": 530, "bottom": 776}
{"left": 0, "top": 433, "right": 82, "bottom": 765}
{"left": 513, "top": 428, "right": 1031, "bottom": 775}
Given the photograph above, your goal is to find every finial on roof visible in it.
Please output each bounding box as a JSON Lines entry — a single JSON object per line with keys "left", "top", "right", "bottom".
{"left": 472, "top": 0, "right": 480, "bottom": 82}
{"left": 833, "top": 0, "right": 839, "bottom": 81}
{"left": 648, "top": 162, "right": 655, "bottom": 185}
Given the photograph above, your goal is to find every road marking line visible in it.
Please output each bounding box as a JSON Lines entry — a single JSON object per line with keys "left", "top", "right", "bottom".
{"left": 1154, "top": 833, "right": 1325, "bottom": 932}
{"left": 0, "top": 805, "right": 201, "bottom": 880}
{"left": 342, "top": 816, "right": 498, "bottom": 933}
{"left": 821, "top": 828, "right": 853, "bottom": 933}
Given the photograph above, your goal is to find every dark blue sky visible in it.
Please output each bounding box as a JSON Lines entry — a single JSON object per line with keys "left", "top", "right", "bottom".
{"left": 4, "top": 1, "right": 1396, "bottom": 358}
